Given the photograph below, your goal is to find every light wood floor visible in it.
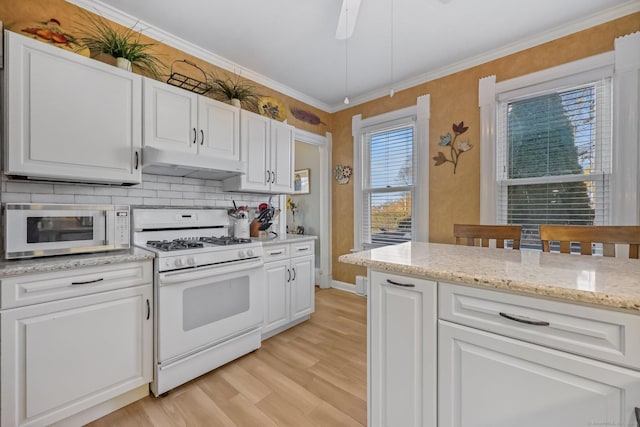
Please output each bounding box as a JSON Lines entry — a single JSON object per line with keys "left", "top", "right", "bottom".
{"left": 87, "top": 288, "right": 367, "bottom": 427}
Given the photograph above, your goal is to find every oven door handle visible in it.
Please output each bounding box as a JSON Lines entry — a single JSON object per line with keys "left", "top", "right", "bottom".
{"left": 159, "top": 258, "right": 263, "bottom": 285}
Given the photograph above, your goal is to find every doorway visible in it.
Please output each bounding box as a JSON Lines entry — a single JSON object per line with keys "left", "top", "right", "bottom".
{"left": 284, "top": 129, "right": 332, "bottom": 288}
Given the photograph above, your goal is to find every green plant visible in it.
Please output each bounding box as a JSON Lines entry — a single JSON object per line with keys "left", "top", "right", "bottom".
{"left": 207, "top": 72, "right": 260, "bottom": 112}
{"left": 78, "top": 12, "right": 165, "bottom": 79}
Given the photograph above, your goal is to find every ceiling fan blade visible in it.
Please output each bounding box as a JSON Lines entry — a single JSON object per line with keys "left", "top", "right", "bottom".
{"left": 335, "top": 0, "right": 362, "bottom": 40}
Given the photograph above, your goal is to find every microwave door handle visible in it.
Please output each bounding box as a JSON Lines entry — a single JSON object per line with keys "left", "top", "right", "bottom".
{"left": 103, "top": 210, "right": 110, "bottom": 246}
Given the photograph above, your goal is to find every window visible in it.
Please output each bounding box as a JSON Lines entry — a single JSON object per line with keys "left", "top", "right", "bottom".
{"left": 362, "top": 124, "right": 415, "bottom": 247}
{"left": 496, "top": 78, "right": 612, "bottom": 248}
{"left": 480, "top": 34, "right": 640, "bottom": 250}
{"left": 352, "top": 96, "right": 430, "bottom": 250}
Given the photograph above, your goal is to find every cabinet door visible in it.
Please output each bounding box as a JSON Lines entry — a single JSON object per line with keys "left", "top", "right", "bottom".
{"left": 270, "top": 120, "right": 295, "bottom": 193}
{"left": 290, "top": 254, "right": 315, "bottom": 321}
{"left": 143, "top": 77, "right": 198, "bottom": 153}
{"left": 239, "top": 111, "right": 270, "bottom": 192}
{"left": 439, "top": 321, "right": 640, "bottom": 427}
{"left": 263, "top": 260, "right": 290, "bottom": 334}
{"left": 1, "top": 285, "right": 152, "bottom": 427}
{"left": 198, "top": 97, "right": 240, "bottom": 160}
{"left": 5, "top": 31, "right": 142, "bottom": 184}
{"left": 369, "top": 271, "right": 437, "bottom": 427}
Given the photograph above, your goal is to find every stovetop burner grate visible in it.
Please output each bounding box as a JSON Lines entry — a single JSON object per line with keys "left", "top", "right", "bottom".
{"left": 146, "top": 236, "right": 254, "bottom": 251}
{"left": 146, "top": 239, "right": 205, "bottom": 251}
{"left": 199, "top": 236, "right": 252, "bottom": 245}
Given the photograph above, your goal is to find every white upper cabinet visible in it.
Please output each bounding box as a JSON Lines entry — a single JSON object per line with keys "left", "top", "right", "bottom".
{"left": 198, "top": 96, "right": 240, "bottom": 160}
{"left": 3, "top": 31, "right": 142, "bottom": 185}
{"left": 143, "top": 78, "right": 240, "bottom": 161}
{"left": 143, "top": 78, "right": 198, "bottom": 153}
{"left": 223, "top": 110, "right": 295, "bottom": 194}
{"left": 270, "top": 119, "right": 295, "bottom": 193}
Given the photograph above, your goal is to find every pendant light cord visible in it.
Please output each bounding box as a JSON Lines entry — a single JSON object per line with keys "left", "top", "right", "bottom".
{"left": 344, "top": 2, "right": 350, "bottom": 104}
{"left": 389, "top": 0, "right": 395, "bottom": 97}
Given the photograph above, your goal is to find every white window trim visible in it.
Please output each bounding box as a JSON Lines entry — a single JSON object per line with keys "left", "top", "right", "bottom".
{"left": 480, "top": 32, "right": 640, "bottom": 226}
{"left": 352, "top": 95, "right": 430, "bottom": 251}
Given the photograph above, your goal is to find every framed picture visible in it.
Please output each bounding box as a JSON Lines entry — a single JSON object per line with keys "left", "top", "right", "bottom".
{"left": 293, "top": 169, "right": 310, "bottom": 194}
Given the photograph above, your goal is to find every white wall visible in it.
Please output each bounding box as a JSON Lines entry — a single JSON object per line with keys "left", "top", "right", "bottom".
{"left": 291, "top": 141, "right": 321, "bottom": 267}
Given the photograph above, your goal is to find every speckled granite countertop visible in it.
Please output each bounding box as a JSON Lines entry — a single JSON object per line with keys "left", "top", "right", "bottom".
{"left": 0, "top": 247, "right": 155, "bottom": 278}
{"left": 255, "top": 234, "right": 317, "bottom": 246}
{"left": 339, "top": 242, "right": 640, "bottom": 314}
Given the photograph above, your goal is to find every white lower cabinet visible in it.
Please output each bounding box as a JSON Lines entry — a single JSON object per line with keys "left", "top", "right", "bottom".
{"left": 262, "top": 241, "right": 315, "bottom": 337}
{"left": 369, "top": 270, "right": 437, "bottom": 427}
{"left": 438, "top": 282, "right": 640, "bottom": 427}
{"left": 369, "top": 273, "right": 640, "bottom": 427}
{"left": 438, "top": 321, "right": 640, "bottom": 427}
{"left": 0, "top": 264, "right": 153, "bottom": 427}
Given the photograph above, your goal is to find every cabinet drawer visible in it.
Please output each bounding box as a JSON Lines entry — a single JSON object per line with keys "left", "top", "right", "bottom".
{"left": 1, "top": 261, "right": 152, "bottom": 309}
{"left": 439, "top": 282, "right": 640, "bottom": 370}
{"left": 290, "top": 241, "right": 314, "bottom": 257}
{"left": 263, "top": 244, "right": 289, "bottom": 262}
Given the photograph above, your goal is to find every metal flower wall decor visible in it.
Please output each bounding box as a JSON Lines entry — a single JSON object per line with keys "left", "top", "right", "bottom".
{"left": 333, "top": 165, "right": 353, "bottom": 184}
{"left": 433, "top": 121, "right": 473, "bottom": 174}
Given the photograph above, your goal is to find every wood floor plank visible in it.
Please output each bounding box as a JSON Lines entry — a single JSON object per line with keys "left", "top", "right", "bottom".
{"left": 305, "top": 375, "right": 367, "bottom": 425}
{"left": 255, "top": 392, "right": 317, "bottom": 427}
{"left": 308, "top": 401, "right": 365, "bottom": 427}
{"left": 217, "top": 362, "right": 273, "bottom": 404}
{"left": 86, "top": 288, "right": 367, "bottom": 426}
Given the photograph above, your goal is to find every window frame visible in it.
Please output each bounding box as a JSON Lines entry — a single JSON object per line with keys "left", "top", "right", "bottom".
{"left": 479, "top": 32, "right": 640, "bottom": 228}
{"left": 495, "top": 73, "right": 613, "bottom": 231}
{"left": 362, "top": 122, "right": 416, "bottom": 248}
{"left": 352, "top": 95, "right": 430, "bottom": 251}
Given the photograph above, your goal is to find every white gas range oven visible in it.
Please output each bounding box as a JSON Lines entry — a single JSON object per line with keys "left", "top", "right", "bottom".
{"left": 132, "top": 208, "right": 264, "bottom": 396}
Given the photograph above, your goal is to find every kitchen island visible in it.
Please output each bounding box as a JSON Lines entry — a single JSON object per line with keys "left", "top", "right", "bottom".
{"left": 340, "top": 242, "right": 640, "bottom": 427}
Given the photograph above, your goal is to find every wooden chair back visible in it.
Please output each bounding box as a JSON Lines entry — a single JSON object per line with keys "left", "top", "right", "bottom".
{"left": 539, "top": 225, "right": 640, "bottom": 258}
{"left": 453, "top": 224, "right": 522, "bottom": 249}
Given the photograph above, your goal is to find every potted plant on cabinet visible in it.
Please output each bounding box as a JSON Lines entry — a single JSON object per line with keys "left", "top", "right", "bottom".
{"left": 207, "top": 72, "right": 260, "bottom": 112}
{"left": 77, "top": 12, "right": 165, "bottom": 79}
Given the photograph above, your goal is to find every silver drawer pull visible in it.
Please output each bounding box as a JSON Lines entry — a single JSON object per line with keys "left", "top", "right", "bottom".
{"left": 297, "top": 247, "right": 309, "bottom": 251}
{"left": 71, "top": 278, "right": 104, "bottom": 286}
{"left": 269, "top": 250, "right": 284, "bottom": 255}
{"left": 386, "top": 279, "right": 415, "bottom": 288}
{"left": 499, "top": 312, "right": 550, "bottom": 326}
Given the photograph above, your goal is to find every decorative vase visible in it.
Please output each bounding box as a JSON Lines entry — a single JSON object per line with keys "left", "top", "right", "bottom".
{"left": 116, "top": 57, "right": 132, "bottom": 72}
{"left": 230, "top": 98, "right": 241, "bottom": 108}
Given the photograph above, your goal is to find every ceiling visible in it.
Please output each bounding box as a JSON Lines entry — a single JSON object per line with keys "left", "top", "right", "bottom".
{"left": 72, "top": 0, "right": 638, "bottom": 112}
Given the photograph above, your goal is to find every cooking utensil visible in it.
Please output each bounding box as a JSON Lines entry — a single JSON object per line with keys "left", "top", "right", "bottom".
{"left": 259, "top": 222, "right": 272, "bottom": 231}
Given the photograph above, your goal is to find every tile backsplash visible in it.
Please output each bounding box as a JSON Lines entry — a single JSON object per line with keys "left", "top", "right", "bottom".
{"left": 0, "top": 173, "right": 277, "bottom": 211}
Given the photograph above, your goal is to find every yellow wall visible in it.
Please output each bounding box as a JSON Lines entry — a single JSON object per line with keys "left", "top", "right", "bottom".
{"left": 330, "top": 14, "right": 640, "bottom": 284}
{"left": 0, "top": 0, "right": 331, "bottom": 136}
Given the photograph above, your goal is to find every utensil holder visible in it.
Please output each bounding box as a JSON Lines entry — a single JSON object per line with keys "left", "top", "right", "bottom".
{"left": 233, "top": 217, "right": 250, "bottom": 239}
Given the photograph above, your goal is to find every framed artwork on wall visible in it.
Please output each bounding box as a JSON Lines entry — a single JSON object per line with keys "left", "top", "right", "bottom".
{"left": 293, "top": 169, "right": 310, "bottom": 194}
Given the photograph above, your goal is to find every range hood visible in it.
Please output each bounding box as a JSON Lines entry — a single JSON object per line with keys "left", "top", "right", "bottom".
{"left": 141, "top": 146, "right": 245, "bottom": 180}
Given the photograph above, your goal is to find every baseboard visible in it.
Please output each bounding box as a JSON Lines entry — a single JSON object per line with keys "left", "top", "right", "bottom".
{"left": 331, "top": 280, "right": 358, "bottom": 294}
{"left": 51, "top": 385, "right": 149, "bottom": 427}
{"left": 261, "top": 315, "right": 310, "bottom": 340}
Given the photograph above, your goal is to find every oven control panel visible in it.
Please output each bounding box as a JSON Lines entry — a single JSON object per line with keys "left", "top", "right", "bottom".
{"left": 158, "top": 244, "right": 264, "bottom": 272}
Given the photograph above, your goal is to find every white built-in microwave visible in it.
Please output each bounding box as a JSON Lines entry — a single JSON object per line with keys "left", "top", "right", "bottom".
{"left": 4, "top": 204, "right": 130, "bottom": 259}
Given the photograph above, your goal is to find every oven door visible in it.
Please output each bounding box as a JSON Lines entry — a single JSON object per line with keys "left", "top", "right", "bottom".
{"left": 157, "top": 258, "right": 264, "bottom": 364}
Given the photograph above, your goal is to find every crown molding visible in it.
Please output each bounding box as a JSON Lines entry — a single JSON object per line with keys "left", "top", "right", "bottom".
{"left": 65, "top": 0, "right": 332, "bottom": 112}
{"left": 66, "top": 0, "right": 639, "bottom": 114}
{"left": 329, "top": 0, "right": 640, "bottom": 112}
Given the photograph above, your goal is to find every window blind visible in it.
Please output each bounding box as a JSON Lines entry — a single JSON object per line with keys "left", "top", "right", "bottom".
{"left": 496, "top": 78, "right": 612, "bottom": 249}
{"left": 362, "top": 125, "right": 414, "bottom": 247}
